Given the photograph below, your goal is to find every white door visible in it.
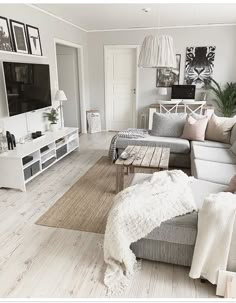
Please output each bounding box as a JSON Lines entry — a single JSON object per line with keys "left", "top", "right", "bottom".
{"left": 106, "top": 48, "right": 137, "bottom": 131}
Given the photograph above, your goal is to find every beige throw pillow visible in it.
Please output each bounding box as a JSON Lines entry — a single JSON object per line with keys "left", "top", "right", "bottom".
{"left": 205, "top": 114, "right": 236, "bottom": 143}
{"left": 231, "top": 141, "right": 236, "bottom": 156}
{"left": 181, "top": 114, "right": 208, "bottom": 141}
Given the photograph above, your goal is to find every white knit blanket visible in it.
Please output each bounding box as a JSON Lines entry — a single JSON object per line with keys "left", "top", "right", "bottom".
{"left": 189, "top": 192, "right": 236, "bottom": 284}
{"left": 103, "top": 170, "right": 196, "bottom": 295}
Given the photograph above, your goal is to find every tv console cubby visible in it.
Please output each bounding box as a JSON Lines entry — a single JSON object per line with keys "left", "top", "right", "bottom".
{"left": 0, "top": 127, "right": 79, "bottom": 191}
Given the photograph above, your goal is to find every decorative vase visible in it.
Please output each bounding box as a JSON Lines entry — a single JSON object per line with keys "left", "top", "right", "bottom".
{"left": 50, "top": 123, "right": 58, "bottom": 132}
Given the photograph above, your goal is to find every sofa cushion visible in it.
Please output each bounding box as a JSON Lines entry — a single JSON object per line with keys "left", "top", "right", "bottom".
{"left": 192, "top": 144, "right": 236, "bottom": 164}
{"left": 191, "top": 140, "right": 231, "bottom": 149}
{"left": 181, "top": 114, "right": 208, "bottom": 141}
{"left": 205, "top": 114, "right": 236, "bottom": 143}
{"left": 230, "top": 140, "right": 236, "bottom": 156}
{"left": 116, "top": 135, "right": 190, "bottom": 154}
{"left": 131, "top": 174, "right": 226, "bottom": 245}
{"left": 151, "top": 112, "right": 186, "bottom": 137}
{"left": 230, "top": 123, "right": 236, "bottom": 145}
{"left": 191, "top": 159, "right": 236, "bottom": 185}
{"left": 224, "top": 175, "right": 236, "bottom": 193}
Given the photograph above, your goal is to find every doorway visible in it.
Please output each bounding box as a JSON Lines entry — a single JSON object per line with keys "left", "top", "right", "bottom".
{"left": 54, "top": 38, "right": 86, "bottom": 133}
{"left": 104, "top": 46, "right": 139, "bottom": 131}
{"left": 56, "top": 43, "right": 81, "bottom": 131}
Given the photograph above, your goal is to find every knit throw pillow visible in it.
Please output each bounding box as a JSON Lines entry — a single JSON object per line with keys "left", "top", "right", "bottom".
{"left": 181, "top": 114, "right": 208, "bottom": 141}
{"left": 205, "top": 114, "right": 236, "bottom": 144}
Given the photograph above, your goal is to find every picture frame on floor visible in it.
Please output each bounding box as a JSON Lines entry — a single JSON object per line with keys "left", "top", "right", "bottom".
{"left": 0, "top": 16, "right": 13, "bottom": 51}
{"left": 10, "top": 19, "right": 28, "bottom": 54}
{"left": 26, "top": 24, "right": 43, "bottom": 56}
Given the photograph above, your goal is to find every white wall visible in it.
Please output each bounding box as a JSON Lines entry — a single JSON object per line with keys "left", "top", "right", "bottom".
{"left": 88, "top": 26, "right": 236, "bottom": 128}
{"left": 1, "top": 5, "right": 236, "bottom": 135}
{"left": 0, "top": 4, "right": 89, "bottom": 139}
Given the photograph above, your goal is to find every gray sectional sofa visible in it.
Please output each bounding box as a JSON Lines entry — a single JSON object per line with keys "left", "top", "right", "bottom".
{"left": 115, "top": 113, "right": 236, "bottom": 271}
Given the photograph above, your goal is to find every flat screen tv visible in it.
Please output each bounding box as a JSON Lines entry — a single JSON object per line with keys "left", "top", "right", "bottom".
{"left": 171, "top": 85, "right": 196, "bottom": 101}
{"left": 3, "top": 62, "right": 52, "bottom": 116}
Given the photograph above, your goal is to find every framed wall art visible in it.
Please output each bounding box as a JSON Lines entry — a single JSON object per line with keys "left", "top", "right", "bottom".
{"left": 156, "top": 54, "right": 181, "bottom": 87}
{"left": 26, "top": 24, "right": 42, "bottom": 56}
{"left": 10, "top": 19, "right": 28, "bottom": 54}
{"left": 185, "top": 46, "right": 216, "bottom": 88}
{"left": 0, "top": 16, "right": 13, "bottom": 51}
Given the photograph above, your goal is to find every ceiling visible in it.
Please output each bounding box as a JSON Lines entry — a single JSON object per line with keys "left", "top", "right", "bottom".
{"left": 34, "top": 3, "right": 236, "bottom": 32}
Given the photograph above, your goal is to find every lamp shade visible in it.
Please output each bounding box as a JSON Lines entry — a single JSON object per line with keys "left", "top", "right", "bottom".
{"left": 158, "top": 87, "right": 168, "bottom": 95}
{"left": 55, "top": 90, "right": 67, "bottom": 101}
{"left": 156, "top": 35, "right": 176, "bottom": 69}
{"left": 138, "top": 35, "right": 159, "bottom": 68}
{"left": 138, "top": 35, "right": 176, "bottom": 69}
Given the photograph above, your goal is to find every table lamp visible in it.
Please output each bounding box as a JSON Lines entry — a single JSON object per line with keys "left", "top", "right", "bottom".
{"left": 55, "top": 90, "right": 67, "bottom": 128}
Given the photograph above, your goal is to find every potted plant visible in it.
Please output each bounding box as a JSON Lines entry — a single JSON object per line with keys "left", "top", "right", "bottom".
{"left": 209, "top": 78, "right": 236, "bottom": 117}
{"left": 44, "top": 108, "right": 59, "bottom": 132}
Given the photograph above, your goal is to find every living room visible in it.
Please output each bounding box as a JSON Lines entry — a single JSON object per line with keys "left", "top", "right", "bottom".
{"left": 0, "top": 1, "right": 236, "bottom": 302}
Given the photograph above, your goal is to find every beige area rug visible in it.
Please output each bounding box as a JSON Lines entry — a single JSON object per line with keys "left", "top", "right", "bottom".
{"left": 36, "top": 156, "right": 145, "bottom": 234}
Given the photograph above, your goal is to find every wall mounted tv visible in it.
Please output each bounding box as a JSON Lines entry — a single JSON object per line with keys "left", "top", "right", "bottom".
{"left": 3, "top": 62, "right": 52, "bottom": 116}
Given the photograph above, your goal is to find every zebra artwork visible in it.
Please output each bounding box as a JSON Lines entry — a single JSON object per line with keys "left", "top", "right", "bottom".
{"left": 185, "top": 46, "right": 216, "bottom": 88}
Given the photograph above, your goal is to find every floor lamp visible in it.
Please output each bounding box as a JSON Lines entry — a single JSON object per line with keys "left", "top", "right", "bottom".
{"left": 55, "top": 90, "right": 67, "bottom": 129}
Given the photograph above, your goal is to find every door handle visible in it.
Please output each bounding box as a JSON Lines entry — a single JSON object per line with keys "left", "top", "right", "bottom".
{"left": 133, "top": 88, "right": 136, "bottom": 95}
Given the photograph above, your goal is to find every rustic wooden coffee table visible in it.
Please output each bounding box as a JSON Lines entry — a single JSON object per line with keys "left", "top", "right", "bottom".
{"left": 115, "top": 145, "right": 170, "bottom": 193}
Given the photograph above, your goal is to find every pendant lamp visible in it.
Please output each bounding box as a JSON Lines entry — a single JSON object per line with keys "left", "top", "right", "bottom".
{"left": 138, "top": 35, "right": 159, "bottom": 68}
{"left": 138, "top": 35, "right": 176, "bottom": 69}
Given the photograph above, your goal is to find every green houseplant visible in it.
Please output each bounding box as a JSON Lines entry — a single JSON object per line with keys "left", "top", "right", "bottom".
{"left": 44, "top": 108, "right": 59, "bottom": 132}
{"left": 209, "top": 78, "right": 236, "bottom": 117}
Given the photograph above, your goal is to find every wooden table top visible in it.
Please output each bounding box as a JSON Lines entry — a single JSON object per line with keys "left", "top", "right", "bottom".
{"left": 115, "top": 145, "right": 170, "bottom": 170}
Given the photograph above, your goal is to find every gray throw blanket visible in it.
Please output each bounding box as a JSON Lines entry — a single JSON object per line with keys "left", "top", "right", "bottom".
{"left": 108, "top": 128, "right": 149, "bottom": 161}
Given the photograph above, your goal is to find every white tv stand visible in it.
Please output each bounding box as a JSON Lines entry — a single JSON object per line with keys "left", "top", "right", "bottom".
{"left": 0, "top": 127, "right": 79, "bottom": 191}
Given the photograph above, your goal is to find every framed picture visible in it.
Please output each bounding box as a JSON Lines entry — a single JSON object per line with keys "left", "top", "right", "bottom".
{"left": 0, "top": 16, "right": 13, "bottom": 51}
{"left": 185, "top": 46, "right": 216, "bottom": 88}
{"left": 10, "top": 19, "right": 28, "bottom": 54}
{"left": 156, "top": 54, "right": 181, "bottom": 87}
{"left": 26, "top": 24, "right": 42, "bottom": 56}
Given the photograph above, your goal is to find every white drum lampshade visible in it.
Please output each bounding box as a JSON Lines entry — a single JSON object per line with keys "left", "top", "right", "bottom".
{"left": 139, "top": 35, "right": 176, "bottom": 69}
{"left": 55, "top": 90, "right": 67, "bottom": 101}
{"left": 158, "top": 87, "right": 168, "bottom": 95}
{"left": 138, "top": 35, "right": 159, "bottom": 68}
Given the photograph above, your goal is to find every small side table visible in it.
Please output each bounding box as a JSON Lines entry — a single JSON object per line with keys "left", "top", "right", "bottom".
{"left": 115, "top": 145, "right": 170, "bottom": 193}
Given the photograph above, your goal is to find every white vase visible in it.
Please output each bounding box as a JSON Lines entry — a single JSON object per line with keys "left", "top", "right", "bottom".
{"left": 50, "top": 123, "right": 58, "bottom": 132}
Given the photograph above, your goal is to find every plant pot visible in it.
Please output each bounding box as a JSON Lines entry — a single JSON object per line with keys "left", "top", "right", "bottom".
{"left": 50, "top": 123, "right": 58, "bottom": 132}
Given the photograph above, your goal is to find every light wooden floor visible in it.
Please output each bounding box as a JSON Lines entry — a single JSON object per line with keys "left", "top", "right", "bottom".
{"left": 0, "top": 132, "right": 216, "bottom": 298}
